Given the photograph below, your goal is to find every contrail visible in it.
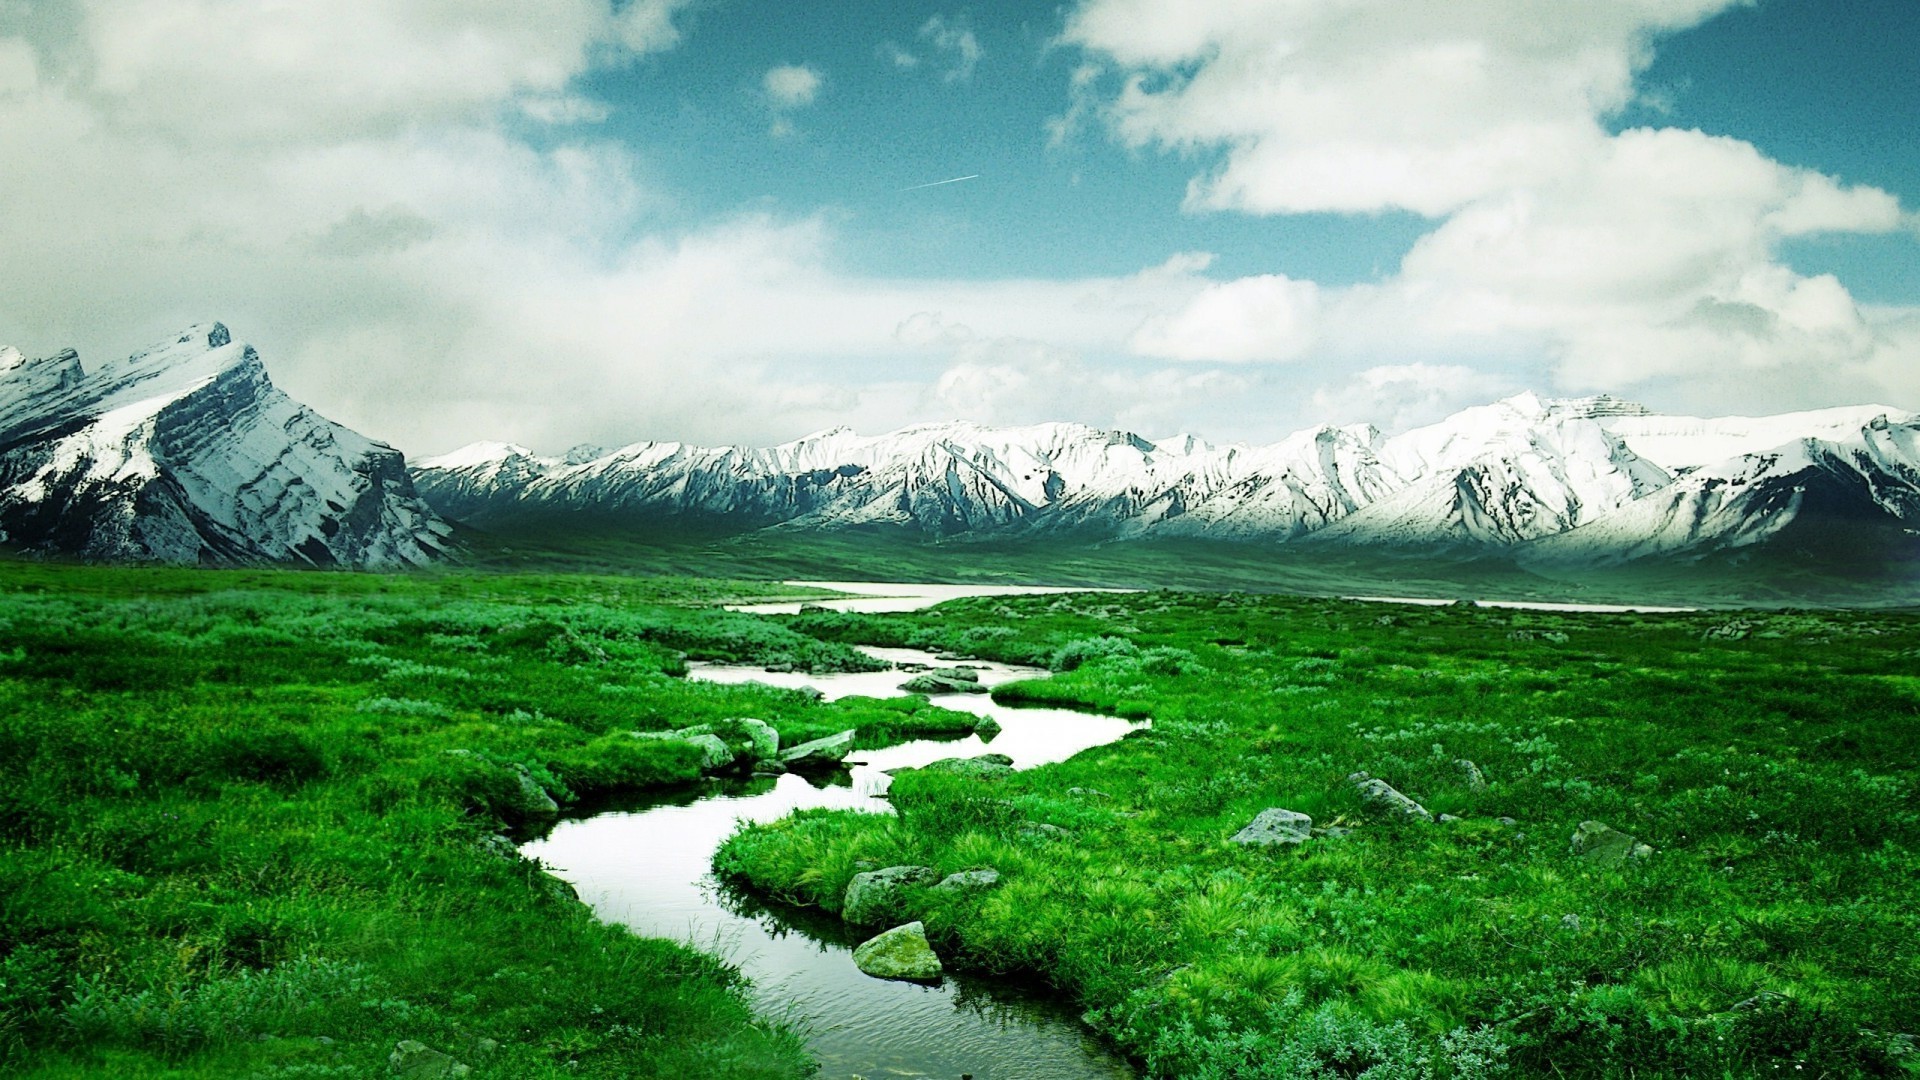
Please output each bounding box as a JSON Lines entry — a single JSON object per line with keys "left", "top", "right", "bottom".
{"left": 899, "top": 174, "right": 980, "bottom": 191}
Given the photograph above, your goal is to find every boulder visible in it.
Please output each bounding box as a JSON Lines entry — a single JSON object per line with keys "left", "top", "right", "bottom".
{"left": 685, "top": 733, "right": 735, "bottom": 771}
{"left": 843, "top": 865, "right": 939, "bottom": 926}
{"left": 917, "top": 753, "right": 1015, "bottom": 780}
{"left": 1570, "top": 820, "right": 1654, "bottom": 864}
{"left": 972, "top": 714, "right": 1002, "bottom": 739}
{"left": 1348, "top": 772, "right": 1432, "bottom": 821}
{"left": 933, "top": 868, "right": 1001, "bottom": 893}
{"left": 506, "top": 764, "right": 560, "bottom": 819}
{"left": 899, "top": 670, "right": 989, "bottom": 695}
{"left": 851, "top": 921, "right": 943, "bottom": 981}
{"left": 781, "top": 729, "right": 857, "bottom": 770}
{"left": 1229, "top": 808, "right": 1314, "bottom": 846}
{"left": 389, "top": 1040, "right": 470, "bottom": 1078}
{"left": 735, "top": 718, "right": 780, "bottom": 760}
{"left": 1455, "top": 759, "right": 1489, "bottom": 792}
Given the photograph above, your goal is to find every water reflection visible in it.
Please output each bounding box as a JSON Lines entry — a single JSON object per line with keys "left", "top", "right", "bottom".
{"left": 522, "top": 648, "right": 1140, "bottom": 1080}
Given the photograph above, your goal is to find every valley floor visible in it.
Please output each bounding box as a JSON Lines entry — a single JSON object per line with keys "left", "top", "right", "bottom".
{"left": 1, "top": 560, "right": 1916, "bottom": 1077}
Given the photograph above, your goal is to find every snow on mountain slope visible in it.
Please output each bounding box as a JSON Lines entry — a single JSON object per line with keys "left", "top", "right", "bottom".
{"left": 1525, "top": 414, "right": 1920, "bottom": 563}
{"left": 0, "top": 324, "right": 452, "bottom": 566}
{"left": 411, "top": 392, "right": 1920, "bottom": 562}
{"left": 1599, "top": 404, "right": 1915, "bottom": 472}
{"left": 1310, "top": 395, "right": 1671, "bottom": 547}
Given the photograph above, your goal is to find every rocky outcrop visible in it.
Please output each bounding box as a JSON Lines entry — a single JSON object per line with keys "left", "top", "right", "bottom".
{"left": 1571, "top": 820, "right": 1654, "bottom": 864}
{"left": 781, "top": 729, "right": 857, "bottom": 770}
{"left": 933, "top": 868, "right": 1001, "bottom": 893}
{"left": 843, "top": 865, "right": 939, "bottom": 926}
{"left": 1349, "top": 772, "right": 1433, "bottom": 821}
{"left": 1230, "top": 808, "right": 1314, "bottom": 846}
{"left": 0, "top": 323, "right": 451, "bottom": 566}
{"left": 851, "top": 921, "right": 943, "bottom": 981}
{"left": 899, "top": 668, "right": 989, "bottom": 694}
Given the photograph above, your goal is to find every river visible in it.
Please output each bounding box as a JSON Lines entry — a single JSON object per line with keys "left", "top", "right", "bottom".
{"left": 522, "top": 645, "right": 1143, "bottom": 1079}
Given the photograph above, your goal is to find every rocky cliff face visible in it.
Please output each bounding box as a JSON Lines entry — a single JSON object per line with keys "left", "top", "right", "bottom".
{"left": 413, "top": 393, "right": 1920, "bottom": 565}
{"left": 0, "top": 323, "right": 452, "bottom": 566}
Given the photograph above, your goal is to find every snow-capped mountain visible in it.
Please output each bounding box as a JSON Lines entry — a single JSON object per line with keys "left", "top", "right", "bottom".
{"left": 412, "top": 391, "right": 1920, "bottom": 563}
{"left": 0, "top": 323, "right": 451, "bottom": 566}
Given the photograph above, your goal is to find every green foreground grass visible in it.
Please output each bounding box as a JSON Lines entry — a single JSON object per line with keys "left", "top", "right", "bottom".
{"left": 717, "top": 595, "right": 1920, "bottom": 1078}
{"left": 0, "top": 562, "right": 994, "bottom": 1078}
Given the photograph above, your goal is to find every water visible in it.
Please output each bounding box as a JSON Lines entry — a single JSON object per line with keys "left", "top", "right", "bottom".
{"left": 522, "top": 647, "right": 1142, "bottom": 1079}
{"left": 727, "top": 580, "right": 1131, "bottom": 615}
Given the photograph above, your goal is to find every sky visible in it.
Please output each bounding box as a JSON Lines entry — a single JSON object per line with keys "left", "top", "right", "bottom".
{"left": 0, "top": 0, "right": 1916, "bottom": 456}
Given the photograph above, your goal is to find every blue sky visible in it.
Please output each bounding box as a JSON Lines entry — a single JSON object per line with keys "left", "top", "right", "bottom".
{"left": 1, "top": 0, "right": 1916, "bottom": 453}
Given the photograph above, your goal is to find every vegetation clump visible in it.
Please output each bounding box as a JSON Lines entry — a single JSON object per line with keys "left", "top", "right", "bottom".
{"left": 719, "top": 591, "right": 1920, "bottom": 1077}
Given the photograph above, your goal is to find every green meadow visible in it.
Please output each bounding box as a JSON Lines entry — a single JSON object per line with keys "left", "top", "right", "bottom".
{"left": 1, "top": 559, "right": 1917, "bottom": 1077}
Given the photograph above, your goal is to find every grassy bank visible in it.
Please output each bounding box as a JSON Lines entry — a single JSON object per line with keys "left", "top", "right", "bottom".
{"left": 0, "top": 562, "right": 977, "bottom": 1077}
{"left": 718, "top": 593, "right": 1920, "bottom": 1077}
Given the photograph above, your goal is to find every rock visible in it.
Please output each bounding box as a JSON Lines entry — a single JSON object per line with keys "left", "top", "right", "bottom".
{"left": 685, "top": 733, "right": 735, "bottom": 771}
{"left": 1348, "top": 771, "right": 1432, "bottom": 821}
{"left": 475, "top": 834, "right": 518, "bottom": 861}
{"left": 781, "top": 729, "right": 857, "bottom": 770}
{"left": 1496, "top": 816, "right": 1518, "bottom": 826}
{"left": 917, "top": 754, "right": 1016, "bottom": 780}
{"left": 851, "top": 922, "right": 943, "bottom": 981}
{"left": 1437, "top": 813, "right": 1462, "bottom": 824}
{"left": 933, "top": 868, "right": 1001, "bottom": 893}
{"left": 507, "top": 764, "right": 560, "bottom": 819}
{"left": 1229, "top": 808, "right": 1314, "bottom": 846}
{"left": 1310, "top": 825, "right": 1354, "bottom": 839}
{"left": 843, "top": 865, "right": 939, "bottom": 925}
{"left": 972, "top": 714, "right": 1002, "bottom": 739}
{"left": 389, "top": 1040, "right": 470, "bottom": 1078}
{"left": 735, "top": 718, "right": 780, "bottom": 760}
{"left": 1067, "top": 787, "right": 1111, "bottom": 799}
{"left": 1570, "top": 820, "right": 1654, "bottom": 864}
{"left": 1455, "top": 758, "right": 1489, "bottom": 792}
{"left": 1017, "top": 822, "right": 1072, "bottom": 842}
{"left": 899, "top": 670, "right": 989, "bottom": 694}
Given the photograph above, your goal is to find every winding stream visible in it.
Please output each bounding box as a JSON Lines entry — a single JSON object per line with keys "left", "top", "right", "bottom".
{"left": 522, "top": 645, "right": 1142, "bottom": 1079}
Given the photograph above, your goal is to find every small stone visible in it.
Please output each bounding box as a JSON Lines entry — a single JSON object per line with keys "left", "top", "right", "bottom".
{"left": 851, "top": 921, "right": 943, "bottom": 981}
{"left": 1017, "top": 822, "right": 1071, "bottom": 842}
{"left": 1570, "top": 820, "right": 1654, "bottom": 864}
{"left": 1496, "top": 816, "right": 1518, "bottom": 826}
{"left": 933, "top": 868, "right": 1001, "bottom": 893}
{"left": 1437, "top": 813, "right": 1462, "bottom": 824}
{"left": 389, "top": 1040, "right": 470, "bottom": 1078}
{"left": 843, "top": 865, "right": 939, "bottom": 926}
{"left": 1348, "top": 772, "right": 1433, "bottom": 821}
{"left": 1229, "top": 808, "right": 1313, "bottom": 846}
{"left": 1310, "top": 825, "right": 1355, "bottom": 839}
{"left": 1066, "top": 787, "right": 1111, "bottom": 799}
{"left": 735, "top": 718, "right": 780, "bottom": 760}
{"left": 1455, "top": 758, "right": 1489, "bottom": 792}
{"left": 781, "top": 729, "right": 857, "bottom": 770}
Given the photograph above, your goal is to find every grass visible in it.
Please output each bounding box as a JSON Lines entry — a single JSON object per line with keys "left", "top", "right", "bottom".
{"left": 717, "top": 591, "right": 1920, "bottom": 1078}
{"left": 0, "top": 560, "right": 972, "bottom": 1078}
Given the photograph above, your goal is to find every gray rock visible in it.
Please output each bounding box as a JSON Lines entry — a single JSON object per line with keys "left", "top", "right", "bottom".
{"left": 843, "top": 865, "right": 939, "bottom": 925}
{"left": 918, "top": 754, "right": 1016, "bottom": 780}
{"left": 852, "top": 921, "right": 943, "bottom": 981}
{"left": 1310, "top": 825, "right": 1355, "bottom": 839}
{"left": 1067, "top": 787, "right": 1111, "bottom": 799}
{"left": 1017, "top": 822, "right": 1072, "bottom": 842}
{"left": 1437, "top": 813, "right": 1462, "bottom": 824}
{"left": 1496, "top": 816, "right": 1518, "bottom": 827}
{"left": 899, "top": 671, "right": 989, "bottom": 695}
{"left": 1348, "top": 771, "right": 1432, "bottom": 821}
{"left": 685, "top": 733, "right": 735, "bottom": 771}
{"left": 389, "top": 1040, "right": 470, "bottom": 1078}
{"left": 934, "top": 868, "right": 1002, "bottom": 893}
{"left": 1229, "top": 808, "right": 1314, "bottom": 846}
{"left": 736, "top": 718, "right": 780, "bottom": 760}
{"left": 972, "top": 714, "right": 1002, "bottom": 739}
{"left": 781, "top": 728, "right": 857, "bottom": 770}
{"left": 507, "top": 764, "right": 560, "bottom": 819}
{"left": 1571, "top": 820, "right": 1654, "bottom": 864}
{"left": 475, "top": 834, "right": 518, "bottom": 861}
{"left": 1455, "top": 758, "right": 1489, "bottom": 792}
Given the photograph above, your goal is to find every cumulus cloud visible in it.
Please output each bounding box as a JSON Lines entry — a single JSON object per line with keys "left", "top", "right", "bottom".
{"left": 880, "top": 13, "right": 982, "bottom": 83}
{"left": 1310, "top": 363, "right": 1515, "bottom": 433}
{"left": 1062, "top": 0, "right": 1918, "bottom": 412}
{"left": 763, "top": 64, "right": 822, "bottom": 109}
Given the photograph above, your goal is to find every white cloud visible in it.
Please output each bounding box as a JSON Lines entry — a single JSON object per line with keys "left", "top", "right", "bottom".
{"left": 1310, "top": 363, "right": 1514, "bottom": 433}
{"left": 763, "top": 64, "right": 822, "bottom": 109}
{"left": 1130, "top": 273, "right": 1320, "bottom": 362}
{"left": 919, "top": 15, "right": 982, "bottom": 83}
{"left": 1063, "top": 0, "right": 1919, "bottom": 413}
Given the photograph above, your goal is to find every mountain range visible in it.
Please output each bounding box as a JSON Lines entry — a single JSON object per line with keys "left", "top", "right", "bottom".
{"left": 414, "top": 393, "right": 1920, "bottom": 568}
{"left": 2, "top": 322, "right": 1916, "bottom": 577}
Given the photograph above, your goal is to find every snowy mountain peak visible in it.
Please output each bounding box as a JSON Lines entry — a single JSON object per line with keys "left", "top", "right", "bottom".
{"left": 0, "top": 323, "right": 451, "bottom": 566}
